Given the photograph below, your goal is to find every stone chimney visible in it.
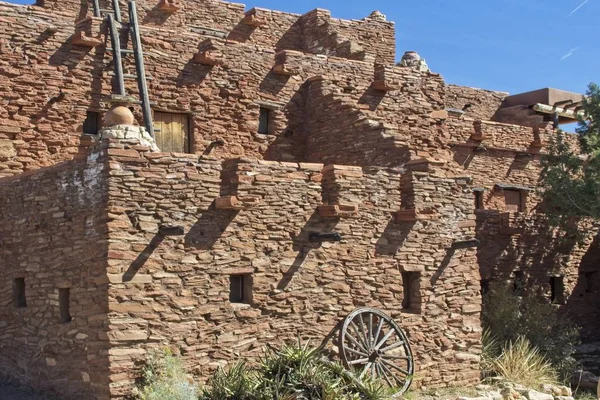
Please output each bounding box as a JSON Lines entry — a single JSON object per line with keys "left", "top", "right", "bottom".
{"left": 99, "top": 106, "right": 160, "bottom": 152}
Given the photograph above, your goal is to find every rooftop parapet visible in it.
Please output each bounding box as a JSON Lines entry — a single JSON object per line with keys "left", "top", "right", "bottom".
{"left": 493, "top": 88, "right": 585, "bottom": 128}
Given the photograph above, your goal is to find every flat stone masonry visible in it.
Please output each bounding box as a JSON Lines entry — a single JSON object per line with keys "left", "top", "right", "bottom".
{"left": 0, "top": 0, "right": 597, "bottom": 398}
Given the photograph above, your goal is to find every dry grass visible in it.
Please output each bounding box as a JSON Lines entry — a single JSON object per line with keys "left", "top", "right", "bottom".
{"left": 491, "top": 336, "right": 559, "bottom": 388}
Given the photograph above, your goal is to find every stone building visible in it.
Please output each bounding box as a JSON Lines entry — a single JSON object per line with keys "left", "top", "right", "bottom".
{"left": 0, "top": 0, "right": 598, "bottom": 398}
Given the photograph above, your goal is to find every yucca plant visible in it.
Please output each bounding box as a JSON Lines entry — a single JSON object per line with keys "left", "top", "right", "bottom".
{"left": 492, "top": 336, "right": 559, "bottom": 388}
{"left": 201, "top": 361, "right": 267, "bottom": 400}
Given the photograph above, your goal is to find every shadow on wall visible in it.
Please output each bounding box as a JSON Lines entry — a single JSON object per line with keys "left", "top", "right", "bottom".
{"left": 276, "top": 211, "right": 341, "bottom": 291}
{"left": 49, "top": 37, "right": 94, "bottom": 71}
{"left": 263, "top": 81, "right": 308, "bottom": 162}
{"left": 375, "top": 219, "right": 416, "bottom": 257}
{"left": 184, "top": 205, "right": 239, "bottom": 250}
{"left": 177, "top": 60, "right": 213, "bottom": 87}
{"left": 565, "top": 232, "right": 600, "bottom": 342}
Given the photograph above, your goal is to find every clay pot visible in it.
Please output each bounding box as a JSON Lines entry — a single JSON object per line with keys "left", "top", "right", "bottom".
{"left": 104, "top": 106, "right": 135, "bottom": 127}
{"left": 402, "top": 51, "right": 421, "bottom": 63}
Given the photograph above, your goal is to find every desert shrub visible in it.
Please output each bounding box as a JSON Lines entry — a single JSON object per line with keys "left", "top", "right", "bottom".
{"left": 482, "top": 283, "right": 580, "bottom": 380}
{"left": 133, "top": 349, "right": 198, "bottom": 400}
{"left": 201, "top": 361, "right": 268, "bottom": 400}
{"left": 200, "top": 341, "right": 394, "bottom": 400}
{"left": 491, "top": 336, "right": 559, "bottom": 388}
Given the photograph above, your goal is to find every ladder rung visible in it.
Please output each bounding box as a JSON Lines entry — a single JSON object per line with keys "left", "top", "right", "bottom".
{"left": 123, "top": 74, "right": 154, "bottom": 81}
{"left": 99, "top": 9, "right": 115, "bottom": 13}
{"left": 107, "top": 48, "right": 135, "bottom": 54}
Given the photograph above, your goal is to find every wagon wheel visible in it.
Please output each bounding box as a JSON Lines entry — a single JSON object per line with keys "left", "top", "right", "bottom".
{"left": 339, "top": 308, "right": 414, "bottom": 396}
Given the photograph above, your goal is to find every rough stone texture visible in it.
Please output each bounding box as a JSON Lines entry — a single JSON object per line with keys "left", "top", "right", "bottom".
{"left": 0, "top": 0, "right": 597, "bottom": 398}
{"left": 0, "top": 149, "right": 111, "bottom": 398}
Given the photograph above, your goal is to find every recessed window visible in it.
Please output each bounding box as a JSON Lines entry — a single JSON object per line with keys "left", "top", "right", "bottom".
{"left": 505, "top": 189, "right": 524, "bottom": 212}
{"left": 83, "top": 111, "right": 100, "bottom": 135}
{"left": 402, "top": 272, "right": 421, "bottom": 312}
{"left": 481, "top": 279, "right": 490, "bottom": 296}
{"left": 513, "top": 270, "right": 525, "bottom": 296}
{"left": 258, "top": 107, "right": 270, "bottom": 134}
{"left": 474, "top": 191, "right": 484, "bottom": 210}
{"left": 13, "top": 278, "right": 27, "bottom": 308}
{"left": 582, "top": 272, "right": 598, "bottom": 294}
{"left": 229, "top": 274, "right": 252, "bottom": 304}
{"left": 59, "top": 288, "right": 72, "bottom": 323}
{"left": 550, "top": 276, "right": 565, "bottom": 304}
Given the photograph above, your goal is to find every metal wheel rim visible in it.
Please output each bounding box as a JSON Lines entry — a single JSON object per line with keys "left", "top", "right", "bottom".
{"left": 339, "top": 308, "right": 414, "bottom": 396}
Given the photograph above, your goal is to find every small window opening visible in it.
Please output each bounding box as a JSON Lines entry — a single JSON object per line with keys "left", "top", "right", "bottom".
{"left": 83, "top": 111, "right": 100, "bottom": 135}
{"left": 475, "top": 191, "right": 484, "bottom": 210}
{"left": 504, "top": 189, "right": 525, "bottom": 212}
{"left": 229, "top": 274, "right": 252, "bottom": 304}
{"left": 402, "top": 272, "right": 421, "bottom": 312}
{"left": 583, "top": 272, "right": 598, "bottom": 294}
{"left": 481, "top": 279, "right": 490, "bottom": 297}
{"left": 513, "top": 271, "right": 525, "bottom": 296}
{"left": 13, "top": 278, "right": 27, "bottom": 308}
{"left": 550, "top": 276, "right": 565, "bottom": 304}
{"left": 59, "top": 288, "right": 72, "bottom": 323}
{"left": 258, "top": 107, "right": 271, "bottom": 134}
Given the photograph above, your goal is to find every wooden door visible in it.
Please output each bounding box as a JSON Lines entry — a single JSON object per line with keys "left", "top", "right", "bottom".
{"left": 154, "top": 112, "right": 189, "bottom": 153}
{"left": 504, "top": 190, "right": 522, "bottom": 212}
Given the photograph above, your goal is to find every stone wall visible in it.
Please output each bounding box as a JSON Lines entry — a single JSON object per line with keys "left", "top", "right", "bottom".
{"left": 100, "top": 141, "right": 482, "bottom": 396}
{"left": 0, "top": 148, "right": 111, "bottom": 399}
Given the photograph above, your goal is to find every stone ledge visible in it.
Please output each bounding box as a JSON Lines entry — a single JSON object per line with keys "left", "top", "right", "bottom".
{"left": 318, "top": 204, "right": 359, "bottom": 218}
{"left": 73, "top": 17, "right": 104, "bottom": 48}
{"left": 243, "top": 8, "right": 268, "bottom": 27}
{"left": 215, "top": 195, "right": 260, "bottom": 210}
{"left": 394, "top": 209, "right": 438, "bottom": 223}
{"left": 157, "top": 0, "right": 180, "bottom": 12}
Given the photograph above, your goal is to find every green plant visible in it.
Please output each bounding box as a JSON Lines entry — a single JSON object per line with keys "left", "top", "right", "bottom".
{"left": 133, "top": 349, "right": 198, "bottom": 400}
{"left": 482, "top": 283, "right": 580, "bottom": 380}
{"left": 201, "top": 361, "right": 267, "bottom": 400}
{"left": 199, "top": 341, "right": 393, "bottom": 400}
{"left": 491, "top": 336, "right": 559, "bottom": 388}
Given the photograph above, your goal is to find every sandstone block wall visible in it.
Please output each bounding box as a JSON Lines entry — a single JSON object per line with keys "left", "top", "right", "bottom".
{"left": 99, "top": 141, "right": 482, "bottom": 395}
{"left": 0, "top": 150, "right": 112, "bottom": 398}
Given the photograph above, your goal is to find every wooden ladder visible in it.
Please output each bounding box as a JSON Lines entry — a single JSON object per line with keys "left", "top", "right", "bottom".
{"left": 91, "top": 0, "right": 154, "bottom": 137}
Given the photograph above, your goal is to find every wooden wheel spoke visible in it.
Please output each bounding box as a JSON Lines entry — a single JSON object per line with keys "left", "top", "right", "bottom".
{"left": 368, "top": 313, "right": 374, "bottom": 347}
{"left": 374, "top": 328, "right": 396, "bottom": 351}
{"left": 373, "top": 317, "right": 384, "bottom": 345}
{"left": 356, "top": 314, "right": 369, "bottom": 349}
{"left": 381, "top": 358, "right": 410, "bottom": 376}
{"left": 350, "top": 321, "right": 369, "bottom": 350}
{"left": 344, "top": 346, "right": 369, "bottom": 358}
{"left": 380, "top": 340, "right": 406, "bottom": 354}
{"left": 380, "top": 360, "right": 406, "bottom": 386}
{"left": 359, "top": 362, "right": 372, "bottom": 379}
{"left": 382, "top": 354, "right": 410, "bottom": 361}
{"left": 346, "top": 332, "right": 368, "bottom": 353}
{"left": 348, "top": 357, "right": 369, "bottom": 365}
{"left": 376, "top": 362, "right": 394, "bottom": 387}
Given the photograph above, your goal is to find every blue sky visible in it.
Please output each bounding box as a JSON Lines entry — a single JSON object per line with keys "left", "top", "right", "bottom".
{"left": 6, "top": 0, "right": 598, "bottom": 95}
